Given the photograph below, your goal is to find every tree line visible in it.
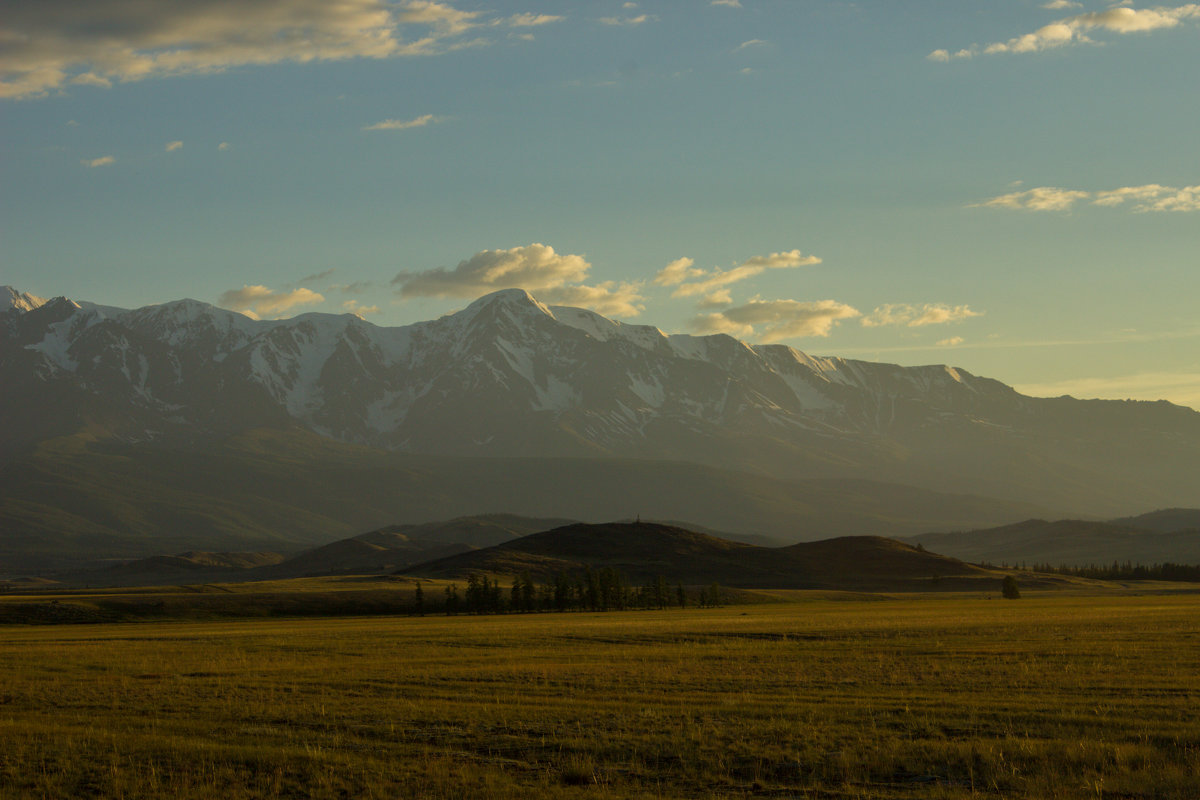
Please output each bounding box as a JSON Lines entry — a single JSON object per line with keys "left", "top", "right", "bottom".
{"left": 1026, "top": 561, "right": 1200, "bottom": 582}
{"left": 411, "top": 569, "right": 724, "bottom": 616}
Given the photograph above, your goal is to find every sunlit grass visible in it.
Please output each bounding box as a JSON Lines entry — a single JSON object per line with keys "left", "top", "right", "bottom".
{"left": 1, "top": 593, "right": 1198, "bottom": 798}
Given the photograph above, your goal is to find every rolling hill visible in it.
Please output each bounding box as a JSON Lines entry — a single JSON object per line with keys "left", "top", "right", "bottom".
{"left": 402, "top": 521, "right": 995, "bottom": 591}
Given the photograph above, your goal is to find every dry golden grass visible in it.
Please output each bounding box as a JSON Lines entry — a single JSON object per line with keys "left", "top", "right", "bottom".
{"left": 1, "top": 592, "right": 1198, "bottom": 798}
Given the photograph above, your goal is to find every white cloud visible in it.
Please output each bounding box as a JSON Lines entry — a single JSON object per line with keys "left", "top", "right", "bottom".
{"left": 671, "top": 249, "right": 822, "bottom": 298}
{"left": 937, "top": 336, "right": 966, "bottom": 347}
{"left": 698, "top": 290, "right": 733, "bottom": 309}
{"left": 712, "top": 0, "right": 743, "bottom": 7}
{"left": 972, "top": 186, "right": 1091, "bottom": 211}
{"left": 218, "top": 285, "right": 325, "bottom": 318}
{"left": 599, "top": 14, "right": 652, "bottom": 26}
{"left": 218, "top": 141, "right": 230, "bottom": 151}
{"left": 0, "top": 0, "right": 550, "bottom": 100}
{"left": 165, "top": 140, "right": 183, "bottom": 152}
{"left": 691, "top": 312, "right": 755, "bottom": 339}
{"left": 934, "top": 3, "right": 1200, "bottom": 60}
{"left": 363, "top": 113, "right": 441, "bottom": 131}
{"left": 392, "top": 243, "right": 646, "bottom": 316}
{"left": 1043, "top": 0, "right": 1083, "bottom": 9}
{"left": 506, "top": 13, "right": 563, "bottom": 27}
{"left": 976, "top": 182, "right": 1200, "bottom": 212}
{"left": 1094, "top": 184, "right": 1200, "bottom": 212}
{"left": 862, "top": 303, "right": 983, "bottom": 328}
{"left": 691, "top": 299, "right": 861, "bottom": 342}
{"left": 397, "top": 1, "right": 481, "bottom": 36}
{"left": 82, "top": 155, "right": 114, "bottom": 167}
{"left": 393, "top": 243, "right": 591, "bottom": 298}
{"left": 652, "top": 257, "right": 703, "bottom": 286}
{"left": 539, "top": 281, "right": 645, "bottom": 317}
{"left": 342, "top": 299, "right": 380, "bottom": 317}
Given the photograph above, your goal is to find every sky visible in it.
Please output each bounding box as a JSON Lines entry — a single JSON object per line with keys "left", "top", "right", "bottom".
{"left": 2, "top": 0, "right": 1198, "bottom": 409}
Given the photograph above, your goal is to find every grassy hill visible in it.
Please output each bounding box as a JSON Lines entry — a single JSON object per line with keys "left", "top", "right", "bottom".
{"left": 403, "top": 521, "right": 994, "bottom": 591}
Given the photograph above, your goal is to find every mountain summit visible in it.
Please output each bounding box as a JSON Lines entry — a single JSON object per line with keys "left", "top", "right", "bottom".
{"left": 3, "top": 287, "right": 1198, "bottom": 513}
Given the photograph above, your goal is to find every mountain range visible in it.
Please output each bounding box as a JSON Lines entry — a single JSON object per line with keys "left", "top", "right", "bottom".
{"left": 3, "top": 285, "right": 1199, "bottom": 570}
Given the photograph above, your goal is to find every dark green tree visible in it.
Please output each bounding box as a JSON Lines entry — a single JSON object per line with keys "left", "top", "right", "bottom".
{"left": 414, "top": 581, "right": 425, "bottom": 616}
{"left": 511, "top": 576, "right": 523, "bottom": 612}
{"left": 1002, "top": 574, "right": 1021, "bottom": 600}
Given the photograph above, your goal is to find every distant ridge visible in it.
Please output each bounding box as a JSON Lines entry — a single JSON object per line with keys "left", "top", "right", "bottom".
{"left": 905, "top": 516, "right": 1200, "bottom": 567}
{"left": 0, "top": 428, "right": 1054, "bottom": 573}
{"left": 1109, "top": 508, "right": 1200, "bottom": 534}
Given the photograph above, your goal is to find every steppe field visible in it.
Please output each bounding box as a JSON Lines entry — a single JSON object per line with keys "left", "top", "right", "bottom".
{"left": 1, "top": 591, "right": 1198, "bottom": 799}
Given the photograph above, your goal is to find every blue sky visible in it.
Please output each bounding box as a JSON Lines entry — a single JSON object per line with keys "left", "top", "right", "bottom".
{"left": 3, "top": 1, "right": 1198, "bottom": 407}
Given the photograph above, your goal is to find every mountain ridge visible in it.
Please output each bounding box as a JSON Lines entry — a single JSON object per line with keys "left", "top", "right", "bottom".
{"left": 3, "top": 286, "right": 1198, "bottom": 543}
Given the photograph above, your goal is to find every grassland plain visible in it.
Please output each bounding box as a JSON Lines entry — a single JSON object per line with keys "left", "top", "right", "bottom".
{"left": 1, "top": 593, "right": 1198, "bottom": 799}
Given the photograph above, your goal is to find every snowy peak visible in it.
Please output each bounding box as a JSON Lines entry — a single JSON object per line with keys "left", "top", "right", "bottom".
{"left": 461, "top": 288, "right": 556, "bottom": 320}
{"left": 1, "top": 286, "right": 50, "bottom": 313}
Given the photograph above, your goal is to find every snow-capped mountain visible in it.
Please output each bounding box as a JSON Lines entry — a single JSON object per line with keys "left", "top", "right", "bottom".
{"left": 2, "top": 286, "right": 47, "bottom": 314}
{"left": 3, "top": 286, "right": 1198, "bottom": 512}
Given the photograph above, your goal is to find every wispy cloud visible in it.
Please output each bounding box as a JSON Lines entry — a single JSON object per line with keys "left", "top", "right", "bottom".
{"left": 931, "top": 3, "right": 1200, "bottom": 61}
{"left": 937, "top": 336, "right": 966, "bottom": 347}
{"left": 506, "top": 13, "right": 563, "bottom": 27}
{"left": 734, "top": 39, "right": 768, "bottom": 51}
{"left": 540, "top": 282, "right": 645, "bottom": 317}
{"left": 363, "top": 113, "right": 442, "bottom": 131}
{"left": 691, "top": 299, "right": 861, "bottom": 342}
{"left": 862, "top": 303, "right": 983, "bottom": 328}
{"left": 662, "top": 250, "right": 823, "bottom": 299}
{"left": 342, "top": 299, "right": 380, "bottom": 317}
{"left": 1042, "top": 0, "right": 1083, "bottom": 9}
{"left": 599, "top": 14, "right": 653, "bottom": 26}
{"left": 165, "top": 140, "right": 183, "bottom": 152}
{"left": 301, "top": 268, "right": 337, "bottom": 283}
{"left": 975, "top": 183, "right": 1200, "bottom": 212}
{"left": 82, "top": 155, "right": 114, "bottom": 167}
{"left": 712, "top": 0, "right": 743, "bottom": 7}
{"left": 0, "top": 0, "right": 553, "bottom": 100}
{"left": 218, "top": 284, "right": 325, "bottom": 319}
{"left": 652, "top": 257, "right": 703, "bottom": 287}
